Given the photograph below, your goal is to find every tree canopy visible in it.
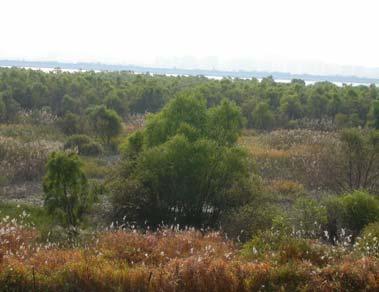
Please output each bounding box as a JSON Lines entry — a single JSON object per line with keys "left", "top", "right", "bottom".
{"left": 110, "top": 94, "right": 256, "bottom": 227}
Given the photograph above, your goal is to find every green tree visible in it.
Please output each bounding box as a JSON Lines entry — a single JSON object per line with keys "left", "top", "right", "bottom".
{"left": 105, "top": 93, "right": 126, "bottom": 116}
{"left": 62, "top": 94, "right": 80, "bottom": 114}
{"left": 340, "top": 129, "right": 379, "bottom": 192}
{"left": 58, "top": 113, "right": 82, "bottom": 135}
{"left": 207, "top": 99, "right": 245, "bottom": 145}
{"left": 372, "top": 100, "right": 379, "bottom": 130}
{"left": 252, "top": 102, "right": 274, "bottom": 130}
{"left": 87, "top": 105, "right": 122, "bottom": 144}
{"left": 43, "top": 152, "right": 92, "bottom": 232}
{"left": 279, "top": 95, "right": 303, "bottom": 120}
{"left": 0, "top": 94, "right": 5, "bottom": 121}
{"left": 110, "top": 94, "right": 256, "bottom": 227}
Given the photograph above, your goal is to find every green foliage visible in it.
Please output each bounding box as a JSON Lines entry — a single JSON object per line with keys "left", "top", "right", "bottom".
{"left": 0, "top": 95, "right": 5, "bottom": 121}
{"left": 110, "top": 94, "right": 255, "bottom": 227}
{"left": 64, "top": 134, "right": 103, "bottom": 156}
{"left": 62, "top": 94, "right": 80, "bottom": 114}
{"left": 221, "top": 200, "right": 280, "bottom": 242}
{"left": 57, "top": 113, "right": 83, "bottom": 135}
{"left": 340, "top": 129, "right": 379, "bottom": 192}
{"left": 0, "top": 67, "right": 378, "bottom": 129}
{"left": 81, "top": 157, "right": 109, "bottom": 179}
{"left": 207, "top": 99, "right": 245, "bottom": 145}
{"left": 372, "top": 100, "right": 379, "bottom": 129}
{"left": 128, "top": 80, "right": 166, "bottom": 113}
{"left": 119, "top": 130, "right": 144, "bottom": 159}
{"left": 87, "top": 105, "right": 122, "bottom": 144}
{"left": 339, "top": 191, "right": 379, "bottom": 235}
{"left": 325, "top": 191, "right": 379, "bottom": 239}
{"left": 105, "top": 93, "right": 126, "bottom": 116}
{"left": 144, "top": 93, "right": 208, "bottom": 147}
{"left": 242, "top": 229, "right": 330, "bottom": 266}
{"left": 289, "top": 198, "right": 327, "bottom": 238}
{"left": 0, "top": 202, "right": 53, "bottom": 230}
{"left": 280, "top": 95, "right": 303, "bottom": 121}
{"left": 252, "top": 102, "right": 274, "bottom": 130}
{"left": 43, "top": 152, "right": 93, "bottom": 230}
{"left": 354, "top": 222, "right": 379, "bottom": 257}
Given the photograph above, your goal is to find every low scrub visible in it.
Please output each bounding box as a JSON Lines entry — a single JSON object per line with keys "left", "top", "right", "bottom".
{"left": 0, "top": 219, "right": 378, "bottom": 291}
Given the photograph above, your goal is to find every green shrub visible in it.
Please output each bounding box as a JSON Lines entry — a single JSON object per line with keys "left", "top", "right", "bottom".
{"left": 290, "top": 198, "right": 327, "bottom": 238}
{"left": 354, "top": 222, "right": 379, "bottom": 257}
{"left": 64, "top": 135, "right": 103, "bottom": 156}
{"left": 242, "top": 229, "right": 330, "bottom": 266}
{"left": 110, "top": 95, "right": 255, "bottom": 228}
{"left": 340, "top": 191, "right": 379, "bottom": 235}
{"left": 57, "top": 113, "right": 84, "bottom": 135}
{"left": 43, "top": 152, "right": 93, "bottom": 232}
{"left": 80, "top": 141, "right": 103, "bottom": 156}
{"left": 325, "top": 191, "right": 379, "bottom": 241}
{"left": 81, "top": 158, "right": 109, "bottom": 179}
{"left": 221, "top": 202, "right": 281, "bottom": 242}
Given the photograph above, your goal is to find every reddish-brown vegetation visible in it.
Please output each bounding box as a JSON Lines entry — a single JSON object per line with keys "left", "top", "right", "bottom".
{"left": 1, "top": 222, "right": 378, "bottom": 291}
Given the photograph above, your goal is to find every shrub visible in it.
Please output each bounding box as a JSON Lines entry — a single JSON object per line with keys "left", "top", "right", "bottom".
{"left": 87, "top": 105, "right": 122, "bottom": 144}
{"left": 354, "top": 222, "right": 379, "bottom": 257}
{"left": 64, "top": 135, "right": 103, "bottom": 156}
{"left": 43, "top": 152, "right": 93, "bottom": 233}
{"left": 57, "top": 113, "right": 83, "bottom": 135}
{"left": 289, "top": 198, "right": 327, "bottom": 238}
{"left": 324, "top": 191, "right": 379, "bottom": 241}
{"left": 340, "top": 191, "right": 379, "bottom": 235}
{"left": 242, "top": 229, "right": 331, "bottom": 266}
{"left": 64, "top": 135, "right": 91, "bottom": 149}
{"left": 221, "top": 201, "right": 281, "bottom": 242}
{"left": 80, "top": 141, "right": 103, "bottom": 156}
{"left": 110, "top": 95, "right": 257, "bottom": 228}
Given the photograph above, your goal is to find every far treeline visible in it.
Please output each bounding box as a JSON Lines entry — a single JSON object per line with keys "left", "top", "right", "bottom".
{"left": 0, "top": 67, "right": 378, "bottom": 131}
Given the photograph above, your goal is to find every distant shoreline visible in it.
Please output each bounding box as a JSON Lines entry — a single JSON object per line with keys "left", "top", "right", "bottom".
{"left": 1, "top": 59, "right": 379, "bottom": 86}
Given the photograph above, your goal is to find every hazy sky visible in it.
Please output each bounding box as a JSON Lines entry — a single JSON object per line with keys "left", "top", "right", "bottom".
{"left": 1, "top": 0, "right": 378, "bottom": 74}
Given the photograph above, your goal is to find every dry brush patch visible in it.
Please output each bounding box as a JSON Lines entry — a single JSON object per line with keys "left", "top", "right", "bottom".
{"left": 0, "top": 136, "right": 62, "bottom": 184}
{"left": 0, "top": 222, "right": 378, "bottom": 291}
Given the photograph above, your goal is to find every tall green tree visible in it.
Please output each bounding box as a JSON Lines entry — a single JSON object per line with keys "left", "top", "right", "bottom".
{"left": 372, "top": 100, "right": 379, "bottom": 130}
{"left": 43, "top": 152, "right": 92, "bottom": 232}
{"left": 252, "top": 102, "right": 274, "bottom": 130}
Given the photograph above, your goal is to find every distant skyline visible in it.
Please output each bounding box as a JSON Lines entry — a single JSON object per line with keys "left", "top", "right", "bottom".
{"left": 1, "top": 0, "right": 379, "bottom": 78}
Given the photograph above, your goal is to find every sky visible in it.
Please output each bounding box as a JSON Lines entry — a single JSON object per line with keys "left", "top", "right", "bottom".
{"left": 1, "top": 0, "right": 379, "bottom": 76}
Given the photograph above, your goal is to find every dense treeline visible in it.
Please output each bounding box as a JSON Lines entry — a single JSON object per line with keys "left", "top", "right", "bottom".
{"left": 1, "top": 67, "right": 378, "bottom": 131}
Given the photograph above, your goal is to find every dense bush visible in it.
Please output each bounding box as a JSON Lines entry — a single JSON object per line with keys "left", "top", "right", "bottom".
{"left": 289, "top": 198, "right": 327, "bottom": 238}
{"left": 86, "top": 105, "right": 122, "bottom": 144}
{"left": 241, "top": 229, "right": 341, "bottom": 266}
{"left": 354, "top": 222, "right": 379, "bottom": 257}
{"left": 339, "top": 191, "right": 379, "bottom": 235}
{"left": 64, "top": 134, "right": 103, "bottom": 156}
{"left": 325, "top": 191, "right": 379, "bottom": 240}
{"left": 221, "top": 201, "right": 281, "bottom": 242}
{"left": 110, "top": 95, "right": 257, "bottom": 228}
{"left": 43, "top": 152, "right": 92, "bottom": 232}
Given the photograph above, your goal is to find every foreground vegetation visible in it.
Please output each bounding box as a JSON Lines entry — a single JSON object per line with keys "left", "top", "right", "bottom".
{"left": 1, "top": 217, "right": 379, "bottom": 291}
{"left": 1, "top": 67, "right": 379, "bottom": 290}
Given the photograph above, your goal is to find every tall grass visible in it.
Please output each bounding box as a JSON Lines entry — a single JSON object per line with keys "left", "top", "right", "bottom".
{"left": 0, "top": 219, "right": 378, "bottom": 291}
